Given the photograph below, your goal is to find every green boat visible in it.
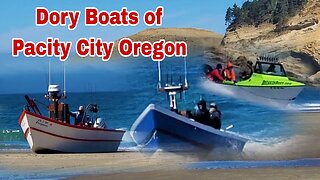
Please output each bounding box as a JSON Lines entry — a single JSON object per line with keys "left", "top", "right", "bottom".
{"left": 203, "top": 58, "right": 305, "bottom": 103}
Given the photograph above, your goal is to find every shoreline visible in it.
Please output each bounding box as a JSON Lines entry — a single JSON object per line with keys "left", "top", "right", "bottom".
{"left": 1, "top": 152, "right": 320, "bottom": 179}
{"left": 69, "top": 167, "right": 320, "bottom": 180}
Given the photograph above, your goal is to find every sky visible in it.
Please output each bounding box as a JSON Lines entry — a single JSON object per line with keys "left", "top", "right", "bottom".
{"left": 0, "top": 0, "right": 244, "bottom": 94}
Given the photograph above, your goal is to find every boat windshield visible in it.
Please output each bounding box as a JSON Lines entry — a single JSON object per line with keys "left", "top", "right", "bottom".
{"left": 254, "top": 62, "right": 286, "bottom": 76}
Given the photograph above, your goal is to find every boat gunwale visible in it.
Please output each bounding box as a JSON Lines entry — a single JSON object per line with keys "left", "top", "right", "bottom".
{"left": 19, "top": 110, "right": 126, "bottom": 133}
{"left": 221, "top": 73, "right": 305, "bottom": 87}
{"left": 228, "top": 84, "right": 304, "bottom": 88}
{"left": 29, "top": 127, "right": 123, "bottom": 142}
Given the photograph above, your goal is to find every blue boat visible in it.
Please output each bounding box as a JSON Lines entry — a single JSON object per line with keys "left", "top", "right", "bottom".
{"left": 130, "top": 58, "right": 247, "bottom": 152}
{"left": 130, "top": 103, "right": 247, "bottom": 152}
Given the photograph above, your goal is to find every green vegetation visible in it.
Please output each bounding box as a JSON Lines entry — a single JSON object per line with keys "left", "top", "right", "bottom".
{"left": 225, "top": 0, "right": 308, "bottom": 28}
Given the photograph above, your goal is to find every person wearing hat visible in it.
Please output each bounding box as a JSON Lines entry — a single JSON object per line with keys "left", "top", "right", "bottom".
{"left": 70, "top": 106, "right": 86, "bottom": 125}
{"left": 223, "top": 61, "right": 236, "bottom": 83}
{"left": 208, "top": 103, "right": 222, "bottom": 130}
{"left": 208, "top": 64, "right": 224, "bottom": 83}
{"left": 193, "top": 99, "right": 210, "bottom": 125}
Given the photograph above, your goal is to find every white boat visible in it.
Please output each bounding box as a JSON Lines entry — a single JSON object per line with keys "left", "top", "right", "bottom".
{"left": 19, "top": 85, "right": 125, "bottom": 153}
{"left": 19, "top": 110, "right": 125, "bottom": 153}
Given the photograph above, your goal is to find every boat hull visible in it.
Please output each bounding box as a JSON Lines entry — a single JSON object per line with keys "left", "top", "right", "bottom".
{"left": 130, "top": 104, "right": 247, "bottom": 152}
{"left": 19, "top": 111, "right": 125, "bottom": 153}
{"left": 201, "top": 79, "right": 304, "bottom": 105}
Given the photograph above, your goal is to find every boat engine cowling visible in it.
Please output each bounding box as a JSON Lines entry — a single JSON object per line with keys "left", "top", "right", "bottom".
{"left": 46, "top": 85, "right": 61, "bottom": 100}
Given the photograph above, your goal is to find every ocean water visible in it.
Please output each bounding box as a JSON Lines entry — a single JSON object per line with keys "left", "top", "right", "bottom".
{"left": 0, "top": 56, "right": 319, "bottom": 153}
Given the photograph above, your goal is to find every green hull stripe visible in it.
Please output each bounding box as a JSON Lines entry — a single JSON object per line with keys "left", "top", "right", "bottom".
{"left": 222, "top": 73, "right": 305, "bottom": 87}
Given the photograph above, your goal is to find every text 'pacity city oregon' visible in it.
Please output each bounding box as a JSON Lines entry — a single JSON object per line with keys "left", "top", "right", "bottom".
{"left": 12, "top": 37, "right": 187, "bottom": 61}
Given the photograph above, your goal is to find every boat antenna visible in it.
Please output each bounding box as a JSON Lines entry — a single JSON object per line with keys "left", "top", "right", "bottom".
{"left": 63, "top": 62, "right": 67, "bottom": 98}
{"left": 48, "top": 59, "right": 51, "bottom": 85}
{"left": 184, "top": 56, "right": 188, "bottom": 88}
{"left": 157, "top": 61, "right": 162, "bottom": 88}
{"left": 157, "top": 57, "right": 189, "bottom": 111}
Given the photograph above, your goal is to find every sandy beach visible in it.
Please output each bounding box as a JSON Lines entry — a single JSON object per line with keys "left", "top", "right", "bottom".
{"left": 0, "top": 151, "right": 194, "bottom": 179}
{"left": 0, "top": 152, "right": 320, "bottom": 179}
{"left": 0, "top": 151, "right": 320, "bottom": 179}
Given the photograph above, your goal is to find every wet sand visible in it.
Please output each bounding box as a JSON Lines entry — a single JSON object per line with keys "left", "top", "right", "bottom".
{"left": 1, "top": 151, "right": 320, "bottom": 179}
{"left": 0, "top": 151, "right": 196, "bottom": 178}
{"left": 70, "top": 167, "right": 320, "bottom": 180}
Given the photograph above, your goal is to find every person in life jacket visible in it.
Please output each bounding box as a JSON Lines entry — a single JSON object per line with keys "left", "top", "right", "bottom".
{"left": 208, "top": 64, "right": 224, "bottom": 83}
{"left": 223, "top": 61, "right": 236, "bottom": 83}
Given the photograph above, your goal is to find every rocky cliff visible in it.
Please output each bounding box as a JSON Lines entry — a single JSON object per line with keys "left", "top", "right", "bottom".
{"left": 221, "top": 0, "right": 320, "bottom": 85}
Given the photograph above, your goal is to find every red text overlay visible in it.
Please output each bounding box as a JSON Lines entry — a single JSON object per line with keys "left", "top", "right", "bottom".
{"left": 12, "top": 38, "right": 187, "bottom": 61}
{"left": 12, "top": 6, "right": 188, "bottom": 61}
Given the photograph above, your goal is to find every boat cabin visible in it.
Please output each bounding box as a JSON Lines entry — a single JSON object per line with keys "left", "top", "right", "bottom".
{"left": 254, "top": 61, "right": 287, "bottom": 77}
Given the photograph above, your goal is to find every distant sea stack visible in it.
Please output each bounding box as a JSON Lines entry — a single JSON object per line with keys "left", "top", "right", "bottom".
{"left": 221, "top": 0, "right": 320, "bottom": 85}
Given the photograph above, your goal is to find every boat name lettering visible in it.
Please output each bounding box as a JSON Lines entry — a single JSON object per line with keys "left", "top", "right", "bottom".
{"left": 261, "top": 80, "right": 292, "bottom": 86}
{"left": 36, "top": 119, "right": 49, "bottom": 127}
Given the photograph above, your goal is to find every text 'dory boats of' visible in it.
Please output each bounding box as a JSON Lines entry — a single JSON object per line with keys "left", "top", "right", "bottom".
{"left": 202, "top": 56, "right": 305, "bottom": 104}
{"left": 19, "top": 85, "right": 125, "bottom": 153}
{"left": 130, "top": 58, "right": 248, "bottom": 152}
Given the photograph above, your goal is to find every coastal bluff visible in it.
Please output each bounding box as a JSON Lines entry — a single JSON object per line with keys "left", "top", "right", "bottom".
{"left": 114, "top": 28, "right": 223, "bottom": 57}
{"left": 221, "top": 0, "right": 320, "bottom": 85}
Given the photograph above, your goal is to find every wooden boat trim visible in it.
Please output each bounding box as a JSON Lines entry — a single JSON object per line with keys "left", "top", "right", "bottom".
{"left": 19, "top": 110, "right": 125, "bottom": 133}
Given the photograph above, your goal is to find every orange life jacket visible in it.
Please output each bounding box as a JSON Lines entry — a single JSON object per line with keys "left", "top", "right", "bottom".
{"left": 224, "top": 68, "right": 236, "bottom": 81}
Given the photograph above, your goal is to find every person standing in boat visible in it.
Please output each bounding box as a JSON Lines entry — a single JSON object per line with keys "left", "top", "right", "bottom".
{"left": 240, "top": 60, "right": 254, "bottom": 80}
{"left": 193, "top": 100, "right": 210, "bottom": 125}
{"left": 70, "top": 106, "right": 86, "bottom": 126}
{"left": 223, "top": 61, "right": 236, "bottom": 83}
{"left": 208, "top": 64, "right": 224, "bottom": 83}
{"left": 208, "top": 103, "right": 222, "bottom": 130}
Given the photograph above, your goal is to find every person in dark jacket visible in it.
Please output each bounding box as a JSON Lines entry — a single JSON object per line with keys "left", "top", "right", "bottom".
{"left": 208, "top": 103, "right": 222, "bottom": 129}
{"left": 240, "top": 60, "right": 254, "bottom": 80}
{"left": 70, "top": 106, "right": 86, "bottom": 125}
{"left": 193, "top": 99, "right": 210, "bottom": 125}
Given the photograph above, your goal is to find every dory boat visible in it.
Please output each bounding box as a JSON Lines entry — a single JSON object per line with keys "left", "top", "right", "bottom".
{"left": 130, "top": 103, "right": 247, "bottom": 152}
{"left": 19, "top": 85, "right": 125, "bottom": 153}
{"left": 202, "top": 57, "right": 305, "bottom": 104}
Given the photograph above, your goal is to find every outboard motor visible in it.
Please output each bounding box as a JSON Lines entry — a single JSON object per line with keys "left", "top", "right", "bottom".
{"left": 46, "top": 85, "right": 61, "bottom": 100}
